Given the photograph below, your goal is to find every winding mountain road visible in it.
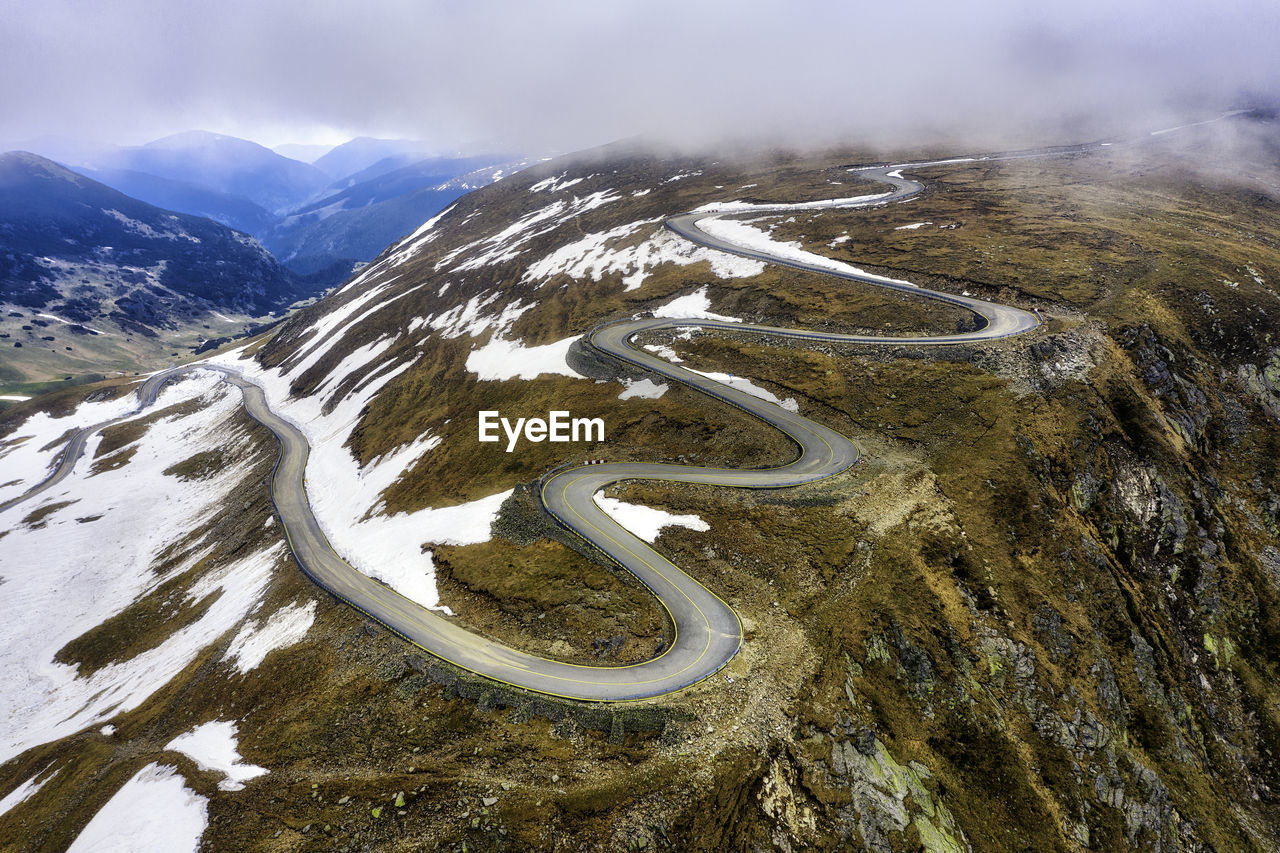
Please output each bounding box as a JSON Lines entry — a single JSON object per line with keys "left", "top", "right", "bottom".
{"left": 0, "top": 368, "right": 187, "bottom": 514}
{"left": 5, "top": 156, "right": 1047, "bottom": 701}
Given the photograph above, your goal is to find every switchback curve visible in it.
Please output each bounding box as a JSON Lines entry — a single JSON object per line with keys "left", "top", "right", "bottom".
{"left": 5, "top": 155, "right": 1057, "bottom": 701}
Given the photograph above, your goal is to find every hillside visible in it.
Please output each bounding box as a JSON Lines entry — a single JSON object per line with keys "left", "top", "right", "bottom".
{"left": 76, "top": 166, "right": 276, "bottom": 236}
{"left": 259, "top": 157, "right": 515, "bottom": 276}
{"left": 310, "top": 137, "right": 438, "bottom": 182}
{"left": 3, "top": 115, "right": 1280, "bottom": 851}
{"left": 54, "top": 133, "right": 518, "bottom": 287}
{"left": 0, "top": 152, "right": 302, "bottom": 389}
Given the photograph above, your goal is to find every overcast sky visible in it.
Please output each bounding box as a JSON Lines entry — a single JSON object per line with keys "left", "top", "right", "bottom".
{"left": 3, "top": 0, "right": 1278, "bottom": 154}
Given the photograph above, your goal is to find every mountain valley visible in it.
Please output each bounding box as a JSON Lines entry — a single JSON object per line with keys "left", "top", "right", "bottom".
{"left": 0, "top": 135, "right": 518, "bottom": 396}
{"left": 0, "top": 152, "right": 302, "bottom": 391}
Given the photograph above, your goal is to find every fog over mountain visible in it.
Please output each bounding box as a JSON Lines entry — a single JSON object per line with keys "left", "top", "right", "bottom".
{"left": 6, "top": 0, "right": 1280, "bottom": 845}
{"left": 3, "top": 0, "right": 1278, "bottom": 154}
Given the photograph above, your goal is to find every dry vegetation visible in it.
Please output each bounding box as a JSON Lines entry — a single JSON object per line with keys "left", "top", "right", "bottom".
{"left": 5, "top": 120, "right": 1280, "bottom": 851}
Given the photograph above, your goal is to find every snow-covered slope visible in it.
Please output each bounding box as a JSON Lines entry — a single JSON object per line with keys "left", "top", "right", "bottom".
{"left": 66, "top": 763, "right": 207, "bottom": 853}
{"left": 205, "top": 149, "right": 823, "bottom": 612}
{"left": 0, "top": 373, "right": 313, "bottom": 763}
{"left": 0, "top": 141, "right": 933, "bottom": 849}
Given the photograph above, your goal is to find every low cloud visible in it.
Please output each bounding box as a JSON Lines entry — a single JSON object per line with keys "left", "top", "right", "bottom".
{"left": 3, "top": 0, "right": 1278, "bottom": 153}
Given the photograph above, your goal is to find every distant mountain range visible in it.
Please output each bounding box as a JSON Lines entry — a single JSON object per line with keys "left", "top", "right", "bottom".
{"left": 0, "top": 152, "right": 302, "bottom": 384}
{"left": 310, "top": 137, "right": 438, "bottom": 182}
{"left": 74, "top": 166, "right": 276, "bottom": 236}
{"left": 0, "top": 131, "right": 529, "bottom": 384}
{"left": 259, "top": 156, "right": 511, "bottom": 274}
{"left": 0, "top": 152, "right": 300, "bottom": 316}
{"left": 89, "top": 131, "right": 332, "bottom": 215}
{"left": 25, "top": 131, "right": 522, "bottom": 285}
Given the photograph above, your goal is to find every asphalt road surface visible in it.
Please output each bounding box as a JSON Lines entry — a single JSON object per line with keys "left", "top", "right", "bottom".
{"left": 0, "top": 367, "right": 187, "bottom": 514}
{"left": 3, "top": 163, "right": 1043, "bottom": 700}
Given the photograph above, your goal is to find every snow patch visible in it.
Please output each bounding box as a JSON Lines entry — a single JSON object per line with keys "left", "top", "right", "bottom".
{"left": 523, "top": 221, "right": 763, "bottom": 291}
{"left": 0, "top": 766, "right": 58, "bottom": 818}
{"left": 693, "top": 190, "right": 889, "bottom": 214}
{"left": 223, "top": 601, "right": 317, "bottom": 674}
{"left": 530, "top": 173, "right": 583, "bottom": 193}
{"left": 445, "top": 191, "right": 622, "bottom": 273}
{"left": 652, "top": 287, "right": 742, "bottom": 323}
{"left": 336, "top": 205, "right": 455, "bottom": 284}
{"left": 102, "top": 209, "right": 197, "bottom": 243}
{"left": 284, "top": 280, "right": 424, "bottom": 380}
{"left": 882, "top": 156, "right": 978, "bottom": 169}
{"left": 165, "top": 720, "right": 269, "bottom": 791}
{"left": 697, "top": 218, "right": 917, "bottom": 289}
{"left": 618, "top": 379, "right": 668, "bottom": 400}
{"left": 688, "top": 368, "right": 798, "bottom": 412}
{"left": 0, "top": 386, "right": 144, "bottom": 505}
{"left": 386, "top": 205, "right": 456, "bottom": 268}
{"left": 465, "top": 335, "right": 582, "bottom": 381}
{"left": 594, "top": 493, "right": 709, "bottom": 543}
{"left": 310, "top": 336, "right": 400, "bottom": 404}
{"left": 643, "top": 343, "right": 683, "bottom": 363}
{"left": 407, "top": 206, "right": 454, "bottom": 243}
{"left": 415, "top": 293, "right": 534, "bottom": 340}
{"left": 67, "top": 764, "right": 206, "bottom": 853}
{"left": 894, "top": 222, "right": 932, "bottom": 231}
{"left": 36, "top": 313, "right": 108, "bottom": 334}
{"left": 0, "top": 374, "right": 289, "bottom": 764}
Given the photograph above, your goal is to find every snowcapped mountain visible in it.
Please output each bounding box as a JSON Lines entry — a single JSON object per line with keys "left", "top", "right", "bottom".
{"left": 5, "top": 117, "right": 1280, "bottom": 850}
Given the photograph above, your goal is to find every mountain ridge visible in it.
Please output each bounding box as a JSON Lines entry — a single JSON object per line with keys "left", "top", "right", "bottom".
{"left": 101, "top": 130, "right": 331, "bottom": 214}
{"left": 27, "top": 132, "right": 523, "bottom": 286}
